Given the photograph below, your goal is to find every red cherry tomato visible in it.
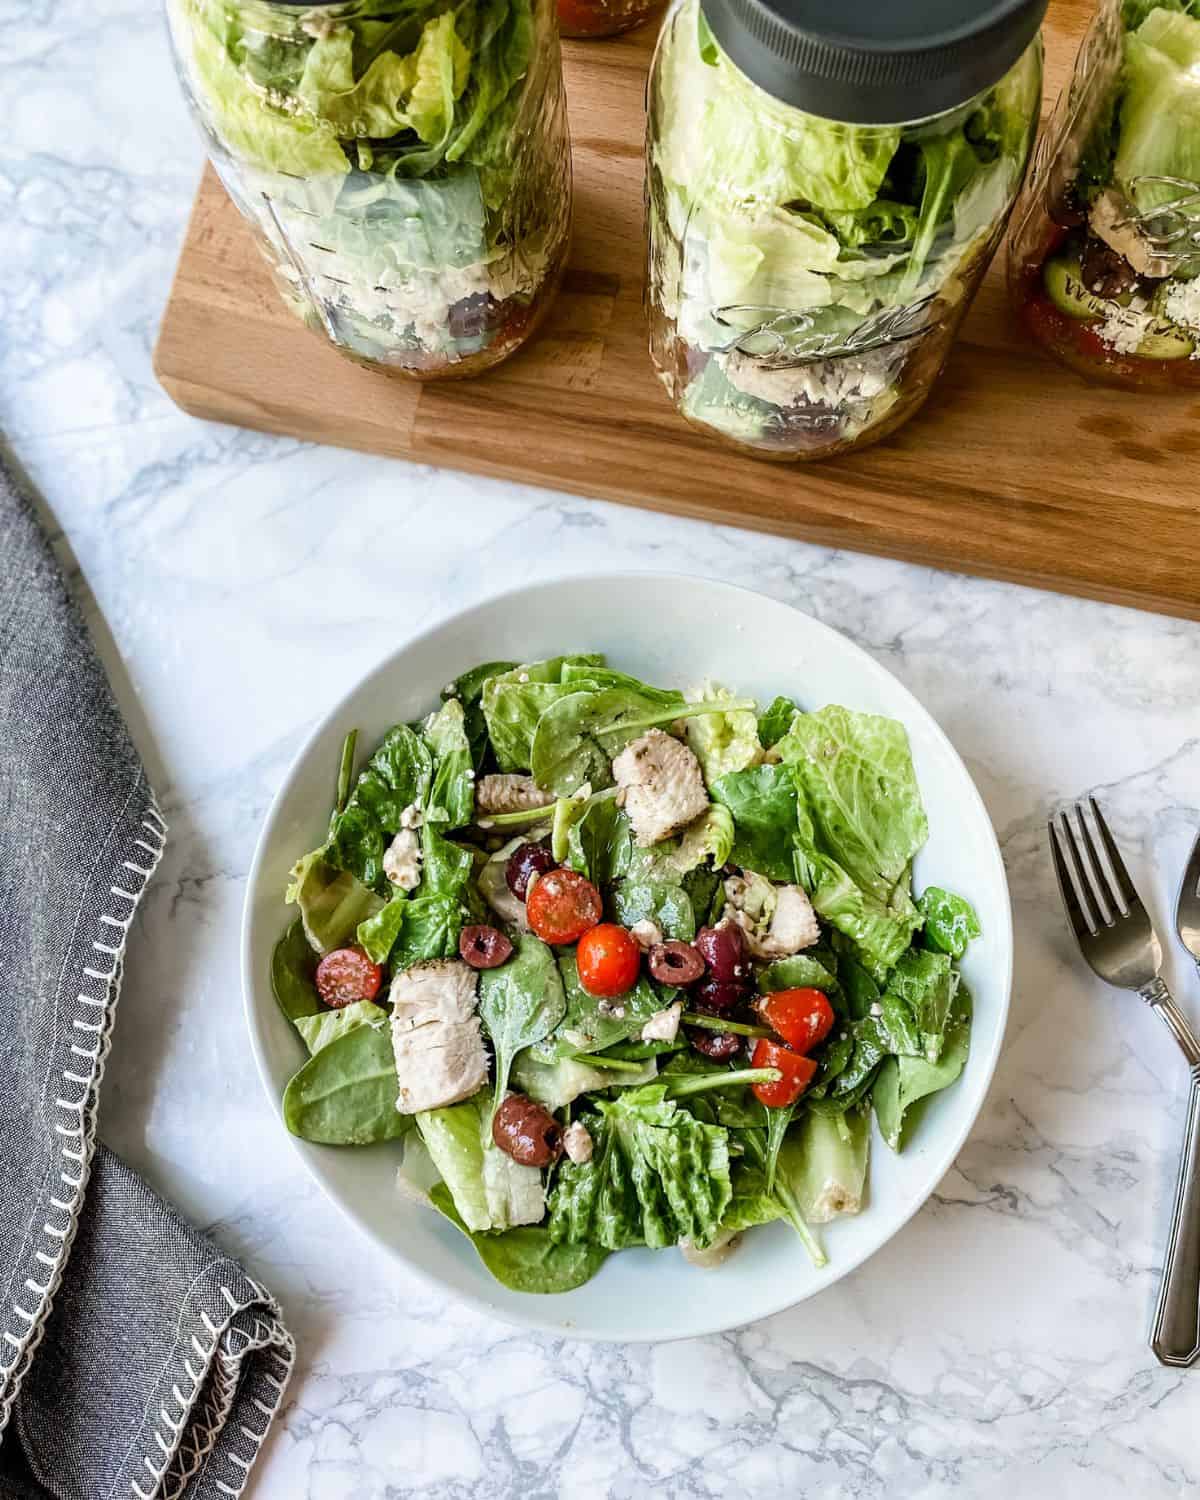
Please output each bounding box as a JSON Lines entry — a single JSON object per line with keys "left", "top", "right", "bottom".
{"left": 525, "top": 868, "right": 603, "bottom": 945}
{"left": 758, "top": 988, "right": 835, "bottom": 1054}
{"left": 576, "top": 923, "right": 641, "bottom": 997}
{"left": 315, "top": 947, "right": 383, "bottom": 1008}
{"left": 751, "top": 1039, "right": 818, "bottom": 1109}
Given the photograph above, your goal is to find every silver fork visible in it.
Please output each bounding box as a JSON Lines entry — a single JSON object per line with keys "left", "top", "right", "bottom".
{"left": 1050, "top": 799, "right": 1200, "bottom": 1368}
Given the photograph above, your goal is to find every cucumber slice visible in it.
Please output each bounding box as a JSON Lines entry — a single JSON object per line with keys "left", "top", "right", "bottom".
{"left": 1042, "top": 255, "right": 1108, "bottom": 321}
{"left": 1042, "top": 255, "right": 1194, "bottom": 359}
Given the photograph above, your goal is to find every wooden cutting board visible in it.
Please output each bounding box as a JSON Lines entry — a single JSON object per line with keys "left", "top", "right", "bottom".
{"left": 154, "top": 0, "right": 1200, "bottom": 621}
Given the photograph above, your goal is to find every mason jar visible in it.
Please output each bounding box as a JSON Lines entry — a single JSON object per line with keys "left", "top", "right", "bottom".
{"left": 1009, "top": 0, "right": 1200, "bottom": 388}
{"left": 645, "top": 0, "right": 1045, "bottom": 461}
{"left": 557, "top": 0, "right": 662, "bottom": 40}
{"left": 167, "top": 0, "right": 572, "bottom": 379}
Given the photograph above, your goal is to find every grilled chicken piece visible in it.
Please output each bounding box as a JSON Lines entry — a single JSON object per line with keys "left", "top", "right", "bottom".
{"left": 724, "top": 877, "right": 820, "bottom": 959}
{"left": 476, "top": 774, "right": 554, "bottom": 815}
{"left": 612, "top": 729, "right": 709, "bottom": 846}
{"left": 390, "top": 960, "right": 487, "bottom": 1113}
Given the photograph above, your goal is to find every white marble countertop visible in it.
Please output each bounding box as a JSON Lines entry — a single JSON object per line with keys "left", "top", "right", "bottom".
{"left": 7, "top": 2, "right": 1200, "bottom": 1494}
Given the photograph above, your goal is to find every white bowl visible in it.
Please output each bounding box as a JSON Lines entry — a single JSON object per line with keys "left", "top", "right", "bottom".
{"left": 242, "top": 574, "right": 1011, "bottom": 1342}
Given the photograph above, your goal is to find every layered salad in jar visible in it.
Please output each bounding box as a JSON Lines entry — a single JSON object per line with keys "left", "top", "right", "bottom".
{"left": 168, "top": 0, "right": 571, "bottom": 377}
{"left": 1011, "top": 0, "right": 1200, "bottom": 384}
{"left": 556, "top": 0, "right": 662, "bottom": 40}
{"left": 645, "top": 0, "right": 1043, "bottom": 459}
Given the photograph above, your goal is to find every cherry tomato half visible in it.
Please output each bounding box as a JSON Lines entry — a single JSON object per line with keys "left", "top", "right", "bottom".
{"left": 751, "top": 1038, "right": 817, "bottom": 1109}
{"left": 525, "top": 867, "right": 603, "bottom": 945}
{"left": 577, "top": 923, "right": 641, "bottom": 997}
{"left": 758, "top": 988, "right": 835, "bottom": 1053}
{"left": 315, "top": 947, "right": 383, "bottom": 1008}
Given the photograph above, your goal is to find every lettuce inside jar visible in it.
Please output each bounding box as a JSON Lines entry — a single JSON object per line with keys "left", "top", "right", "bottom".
{"left": 167, "top": 0, "right": 572, "bottom": 379}
{"left": 645, "top": 0, "right": 1045, "bottom": 461}
{"left": 1009, "top": 0, "right": 1200, "bottom": 388}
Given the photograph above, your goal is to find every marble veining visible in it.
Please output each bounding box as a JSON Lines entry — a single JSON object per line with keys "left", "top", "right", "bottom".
{"left": 5, "top": 0, "right": 1200, "bottom": 1493}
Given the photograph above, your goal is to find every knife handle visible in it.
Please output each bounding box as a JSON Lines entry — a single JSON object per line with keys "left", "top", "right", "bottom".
{"left": 1152, "top": 1062, "right": 1200, "bottom": 1367}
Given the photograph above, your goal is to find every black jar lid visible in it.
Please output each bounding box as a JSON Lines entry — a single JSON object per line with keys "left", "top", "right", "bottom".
{"left": 699, "top": 0, "right": 1048, "bottom": 125}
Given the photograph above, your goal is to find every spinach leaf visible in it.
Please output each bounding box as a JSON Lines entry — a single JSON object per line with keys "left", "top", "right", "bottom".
{"left": 421, "top": 822, "right": 473, "bottom": 898}
{"left": 684, "top": 681, "right": 762, "bottom": 784}
{"left": 563, "top": 791, "right": 632, "bottom": 885}
{"left": 559, "top": 662, "right": 681, "bottom": 703}
{"left": 294, "top": 998, "right": 389, "bottom": 1056}
{"left": 481, "top": 655, "right": 604, "bottom": 772}
{"left": 533, "top": 954, "right": 665, "bottom": 1061}
{"left": 710, "top": 764, "right": 798, "bottom": 882}
{"left": 511, "top": 1050, "right": 657, "bottom": 1110}
{"left": 271, "top": 918, "right": 322, "bottom": 1022}
{"left": 758, "top": 952, "right": 841, "bottom": 1002}
{"left": 878, "top": 949, "right": 954, "bottom": 1062}
{"left": 478, "top": 932, "right": 567, "bottom": 1111}
{"left": 327, "top": 723, "right": 433, "bottom": 891}
{"left": 547, "top": 1085, "right": 732, "bottom": 1251}
{"left": 417, "top": 1092, "right": 544, "bottom": 1233}
{"left": 392, "top": 894, "right": 466, "bottom": 967}
{"left": 357, "top": 893, "right": 407, "bottom": 965}
{"left": 611, "top": 877, "right": 695, "bottom": 941}
{"left": 287, "top": 850, "right": 385, "bottom": 953}
{"left": 917, "top": 886, "right": 981, "bottom": 958}
{"left": 808, "top": 1015, "right": 889, "bottom": 1115}
{"left": 531, "top": 688, "right": 754, "bottom": 798}
{"left": 757, "top": 695, "right": 798, "bottom": 750}
{"left": 831, "top": 937, "right": 882, "bottom": 1019}
{"left": 874, "top": 985, "right": 971, "bottom": 1150}
{"left": 282, "top": 1023, "right": 410, "bottom": 1145}
{"left": 442, "top": 660, "right": 517, "bottom": 770}
{"left": 422, "top": 699, "right": 474, "bottom": 829}
{"left": 764, "top": 1101, "right": 797, "bottom": 1191}
{"left": 429, "top": 1183, "right": 609, "bottom": 1294}
{"left": 681, "top": 864, "right": 723, "bottom": 927}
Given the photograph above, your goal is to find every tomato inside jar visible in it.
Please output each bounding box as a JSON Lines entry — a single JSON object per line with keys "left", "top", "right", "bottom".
{"left": 557, "top": 0, "right": 663, "bottom": 39}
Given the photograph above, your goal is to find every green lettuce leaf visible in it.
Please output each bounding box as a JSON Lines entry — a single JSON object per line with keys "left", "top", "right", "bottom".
{"left": 287, "top": 850, "right": 385, "bottom": 953}
{"left": 356, "top": 892, "right": 407, "bottom": 965}
{"left": 533, "top": 954, "right": 669, "bottom": 1061}
{"left": 563, "top": 791, "right": 633, "bottom": 885}
{"left": 294, "top": 998, "right": 390, "bottom": 1056}
{"left": 296, "top": 26, "right": 415, "bottom": 138}
{"left": 392, "top": 894, "right": 466, "bottom": 966}
{"left": 547, "top": 1085, "right": 732, "bottom": 1250}
{"left": 757, "top": 696, "right": 798, "bottom": 750}
{"left": 417, "top": 1091, "right": 543, "bottom": 1233}
{"left": 511, "top": 1050, "right": 658, "bottom": 1110}
{"left": 673, "top": 804, "right": 734, "bottom": 874}
{"left": 611, "top": 875, "right": 695, "bottom": 942}
{"left": 442, "top": 660, "right": 517, "bottom": 770}
{"left": 1117, "top": 8, "right": 1200, "bottom": 211}
{"left": 685, "top": 681, "right": 761, "bottom": 784}
{"left": 874, "top": 984, "right": 972, "bottom": 1150}
{"left": 777, "top": 1108, "right": 870, "bottom": 1222}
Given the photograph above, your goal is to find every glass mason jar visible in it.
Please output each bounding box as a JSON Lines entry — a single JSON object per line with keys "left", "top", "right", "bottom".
{"left": 646, "top": 0, "right": 1045, "bottom": 461}
{"left": 557, "top": 0, "right": 662, "bottom": 41}
{"left": 167, "top": 0, "right": 572, "bottom": 379}
{"left": 1009, "top": 0, "right": 1200, "bottom": 388}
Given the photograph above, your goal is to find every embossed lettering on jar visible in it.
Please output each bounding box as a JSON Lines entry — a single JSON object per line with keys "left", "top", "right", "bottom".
{"left": 166, "top": 0, "right": 573, "bottom": 379}
{"left": 645, "top": 0, "right": 1046, "bottom": 460}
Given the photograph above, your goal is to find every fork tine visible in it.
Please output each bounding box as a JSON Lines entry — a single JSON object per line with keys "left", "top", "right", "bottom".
{"left": 1072, "top": 802, "right": 1118, "bottom": 925}
{"left": 1049, "top": 813, "right": 1099, "bottom": 938}
{"left": 1088, "top": 797, "right": 1143, "bottom": 914}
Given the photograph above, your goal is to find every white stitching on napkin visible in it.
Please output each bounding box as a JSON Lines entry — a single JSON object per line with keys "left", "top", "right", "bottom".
{"left": 0, "top": 792, "right": 165, "bottom": 1436}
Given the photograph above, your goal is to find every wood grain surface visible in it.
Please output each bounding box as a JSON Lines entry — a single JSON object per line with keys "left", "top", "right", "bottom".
{"left": 154, "top": 0, "right": 1200, "bottom": 621}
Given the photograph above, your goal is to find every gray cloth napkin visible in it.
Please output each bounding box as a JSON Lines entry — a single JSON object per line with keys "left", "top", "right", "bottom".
{"left": 0, "top": 452, "right": 294, "bottom": 1499}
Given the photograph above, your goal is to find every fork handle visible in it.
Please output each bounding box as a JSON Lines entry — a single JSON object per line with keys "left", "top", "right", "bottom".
{"left": 1151, "top": 1061, "right": 1200, "bottom": 1367}
{"left": 1140, "top": 977, "right": 1200, "bottom": 1068}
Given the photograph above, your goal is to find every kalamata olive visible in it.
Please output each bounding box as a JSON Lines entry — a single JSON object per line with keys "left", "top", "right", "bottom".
{"left": 492, "top": 1093, "right": 563, "bottom": 1166}
{"left": 686, "top": 1026, "right": 743, "bottom": 1061}
{"left": 648, "top": 940, "right": 705, "bottom": 986}
{"left": 506, "top": 840, "right": 556, "bottom": 900}
{"left": 1080, "top": 235, "right": 1139, "bottom": 299}
{"left": 459, "top": 924, "right": 514, "bottom": 969}
{"left": 692, "top": 976, "right": 748, "bottom": 1012}
{"left": 695, "top": 923, "right": 750, "bottom": 984}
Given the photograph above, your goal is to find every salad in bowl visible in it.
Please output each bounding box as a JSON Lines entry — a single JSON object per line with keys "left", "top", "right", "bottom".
{"left": 270, "top": 651, "right": 981, "bottom": 1296}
